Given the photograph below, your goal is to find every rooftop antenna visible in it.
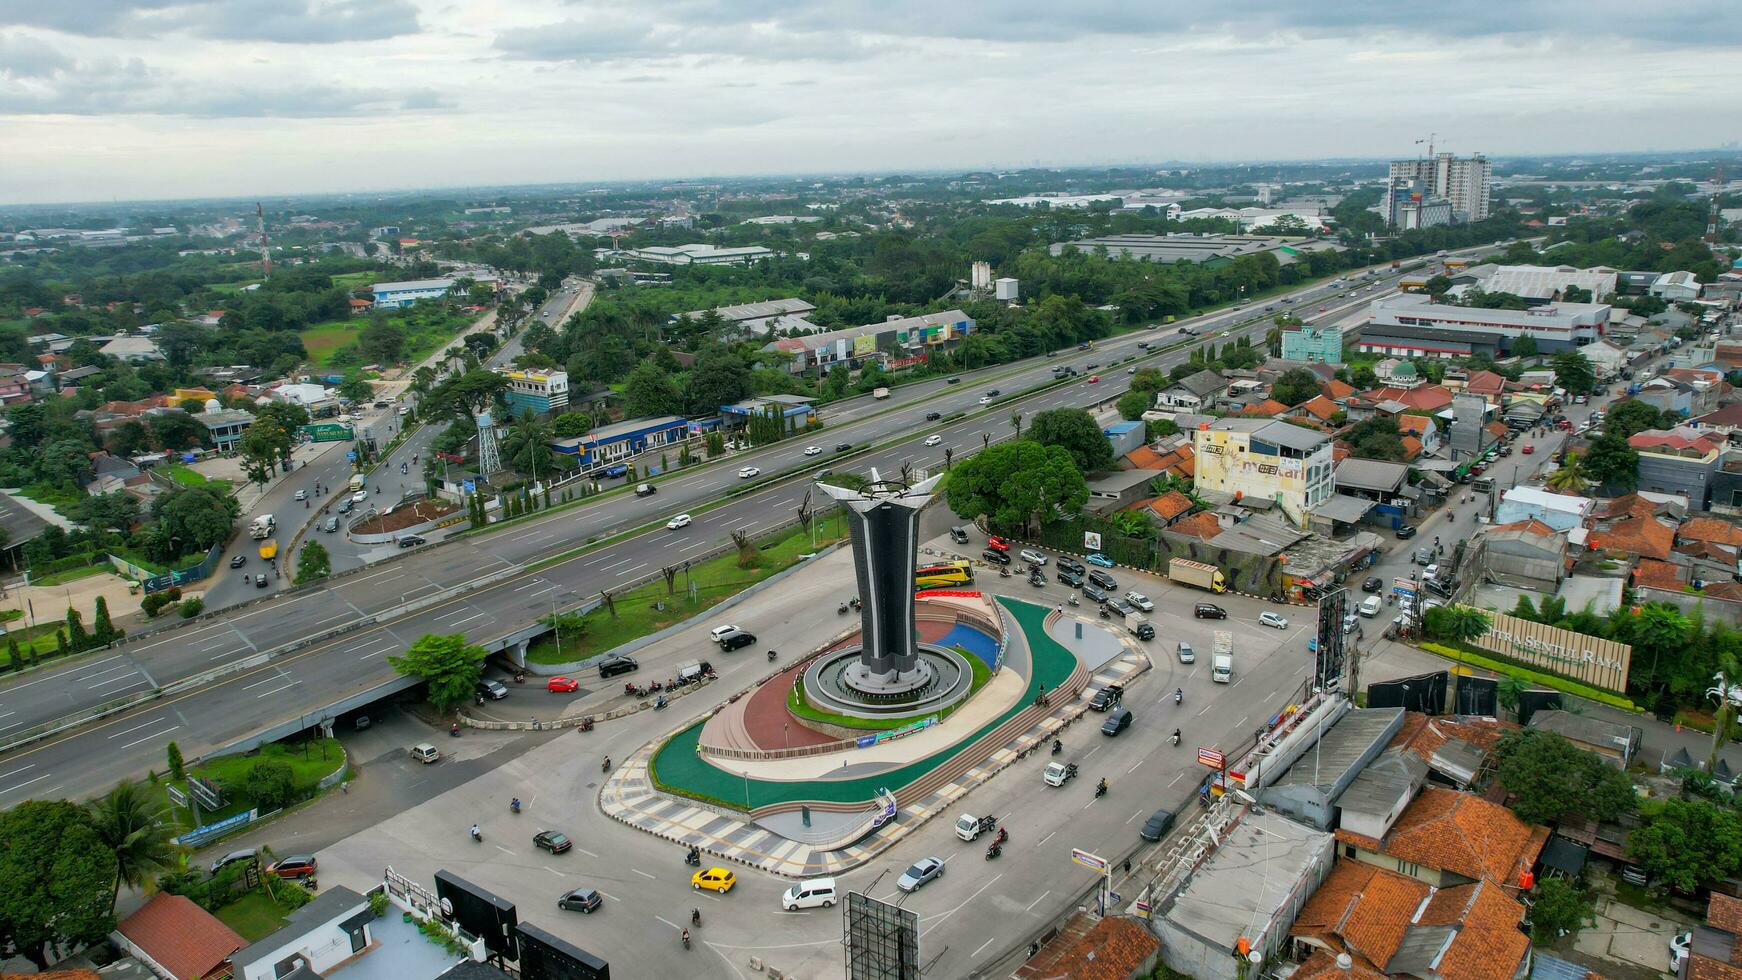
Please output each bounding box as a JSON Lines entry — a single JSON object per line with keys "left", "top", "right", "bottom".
{"left": 255, "top": 203, "right": 272, "bottom": 278}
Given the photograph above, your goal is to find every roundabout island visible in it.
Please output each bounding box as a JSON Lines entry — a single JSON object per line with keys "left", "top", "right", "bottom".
{"left": 598, "top": 473, "right": 1151, "bottom": 877}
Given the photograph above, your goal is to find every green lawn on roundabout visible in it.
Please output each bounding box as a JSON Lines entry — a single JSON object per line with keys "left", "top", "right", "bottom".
{"left": 649, "top": 597, "right": 1078, "bottom": 810}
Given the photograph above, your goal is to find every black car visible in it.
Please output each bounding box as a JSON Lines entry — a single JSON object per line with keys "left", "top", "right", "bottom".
{"left": 534, "top": 830, "right": 572, "bottom": 854}
{"left": 1139, "top": 807, "right": 1176, "bottom": 842}
{"left": 946, "top": 377, "right": 960, "bottom": 384}
{"left": 835, "top": 442, "right": 853, "bottom": 452}
{"left": 984, "top": 389, "right": 1001, "bottom": 398}
{"left": 1362, "top": 576, "right": 1383, "bottom": 593}
{"left": 1130, "top": 621, "right": 1155, "bottom": 641}
{"left": 1087, "top": 569, "right": 1118, "bottom": 591}
{"left": 1395, "top": 525, "right": 1418, "bottom": 540}
{"left": 925, "top": 411, "right": 941, "bottom": 421}
{"left": 597, "top": 656, "right": 639, "bottom": 678}
{"left": 1080, "top": 583, "right": 1109, "bottom": 604}
{"left": 1056, "top": 556, "right": 1086, "bottom": 576}
{"left": 255, "top": 573, "right": 268, "bottom": 589}
{"left": 982, "top": 548, "right": 1011, "bottom": 565}
{"left": 558, "top": 888, "right": 602, "bottom": 914}
{"left": 1089, "top": 684, "right": 1123, "bottom": 711}
{"left": 230, "top": 555, "right": 246, "bottom": 568}
{"left": 721, "top": 631, "right": 757, "bottom": 651}
{"left": 1057, "top": 569, "right": 1084, "bottom": 589}
{"left": 398, "top": 535, "right": 426, "bottom": 548}
{"left": 1193, "top": 603, "right": 1226, "bottom": 619}
{"left": 634, "top": 483, "right": 656, "bottom": 497}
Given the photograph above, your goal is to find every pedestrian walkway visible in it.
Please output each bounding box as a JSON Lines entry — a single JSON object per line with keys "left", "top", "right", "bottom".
{"left": 599, "top": 648, "right": 1150, "bottom": 877}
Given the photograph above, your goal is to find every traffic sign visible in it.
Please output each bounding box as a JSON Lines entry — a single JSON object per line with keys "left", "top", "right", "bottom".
{"left": 1393, "top": 577, "right": 1417, "bottom": 595}
{"left": 1071, "top": 848, "right": 1108, "bottom": 873}
{"left": 1196, "top": 746, "right": 1226, "bottom": 769}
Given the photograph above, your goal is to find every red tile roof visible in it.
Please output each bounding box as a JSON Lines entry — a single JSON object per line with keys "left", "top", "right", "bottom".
{"left": 1695, "top": 403, "right": 1742, "bottom": 428}
{"left": 1291, "top": 949, "right": 1388, "bottom": 980}
{"left": 1396, "top": 414, "right": 1433, "bottom": 435}
{"left": 1710, "top": 892, "right": 1742, "bottom": 934}
{"left": 1629, "top": 428, "right": 1724, "bottom": 455}
{"left": 1298, "top": 394, "right": 1339, "bottom": 422}
{"left": 1033, "top": 913, "right": 1159, "bottom": 980}
{"left": 117, "top": 893, "right": 246, "bottom": 980}
{"left": 1633, "top": 559, "right": 1686, "bottom": 590}
{"left": 1324, "top": 379, "right": 1356, "bottom": 401}
{"left": 1363, "top": 384, "right": 1454, "bottom": 412}
{"left": 1389, "top": 713, "right": 1516, "bottom": 762}
{"left": 1703, "top": 582, "right": 1742, "bottom": 603}
{"left": 1683, "top": 518, "right": 1742, "bottom": 549}
{"left": 1148, "top": 491, "right": 1194, "bottom": 523}
{"left": 1465, "top": 370, "right": 1507, "bottom": 395}
{"left": 1240, "top": 398, "right": 1289, "bottom": 417}
{"left": 1418, "top": 880, "right": 1530, "bottom": 980}
{"left": 1302, "top": 863, "right": 1430, "bottom": 966}
{"left": 1488, "top": 518, "right": 1559, "bottom": 537}
{"left": 1589, "top": 515, "right": 1677, "bottom": 561}
{"left": 1486, "top": 422, "right": 1511, "bottom": 440}
{"left": 1692, "top": 955, "right": 1742, "bottom": 980}
{"left": 1400, "top": 435, "right": 1423, "bottom": 459}
{"left": 1367, "top": 787, "right": 1548, "bottom": 887}
{"left": 1170, "top": 511, "right": 1222, "bottom": 539}
{"left": 1124, "top": 445, "right": 1165, "bottom": 469}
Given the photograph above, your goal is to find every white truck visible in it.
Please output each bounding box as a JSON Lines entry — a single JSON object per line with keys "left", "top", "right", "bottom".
{"left": 1211, "top": 630, "right": 1234, "bottom": 684}
{"left": 954, "top": 813, "right": 994, "bottom": 841}
{"left": 249, "top": 514, "right": 276, "bottom": 540}
{"left": 872, "top": 387, "right": 891, "bottom": 400}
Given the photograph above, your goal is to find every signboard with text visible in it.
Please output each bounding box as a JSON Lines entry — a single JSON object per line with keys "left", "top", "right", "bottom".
{"left": 1196, "top": 747, "right": 1226, "bottom": 769}
{"left": 1469, "top": 609, "right": 1631, "bottom": 692}
{"left": 1071, "top": 848, "right": 1108, "bottom": 873}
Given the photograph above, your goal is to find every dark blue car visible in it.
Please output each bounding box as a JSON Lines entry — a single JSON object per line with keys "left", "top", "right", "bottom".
{"left": 602, "top": 464, "right": 628, "bottom": 478}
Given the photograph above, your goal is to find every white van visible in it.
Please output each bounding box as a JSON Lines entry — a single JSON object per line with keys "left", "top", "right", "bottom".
{"left": 1359, "top": 595, "right": 1382, "bottom": 618}
{"left": 782, "top": 877, "right": 838, "bottom": 910}
{"left": 409, "top": 743, "right": 441, "bottom": 764}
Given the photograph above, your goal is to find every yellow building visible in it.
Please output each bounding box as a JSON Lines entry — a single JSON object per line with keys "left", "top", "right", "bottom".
{"left": 1191, "top": 419, "right": 1335, "bottom": 528}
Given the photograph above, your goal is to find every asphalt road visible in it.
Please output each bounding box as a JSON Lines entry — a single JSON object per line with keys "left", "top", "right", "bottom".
{"left": 0, "top": 247, "right": 1506, "bottom": 804}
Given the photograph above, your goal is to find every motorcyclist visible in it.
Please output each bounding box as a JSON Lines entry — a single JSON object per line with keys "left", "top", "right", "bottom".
{"left": 470, "top": 824, "right": 481, "bottom": 841}
{"left": 510, "top": 797, "right": 521, "bottom": 813}
{"left": 691, "top": 907, "right": 702, "bottom": 926}
{"left": 1052, "top": 738, "right": 1062, "bottom": 754}
{"left": 1174, "top": 688, "right": 1183, "bottom": 704}
{"left": 681, "top": 927, "right": 690, "bottom": 949}
{"left": 1171, "top": 728, "right": 1181, "bottom": 745}
{"left": 601, "top": 755, "right": 612, "bottom": 772}
{"left": 1096, "top": 777, "right": 1108, "bottom": 796}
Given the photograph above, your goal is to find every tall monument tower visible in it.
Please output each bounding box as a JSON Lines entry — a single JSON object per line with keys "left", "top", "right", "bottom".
{"left": 818, "top": 472, "right": 941, "bottom": 698}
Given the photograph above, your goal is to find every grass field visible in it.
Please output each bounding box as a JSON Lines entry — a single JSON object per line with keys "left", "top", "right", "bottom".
{"left": 299, "top": 323, "right": 358, "bottom": 367}
{"left": 332, "top": 271, "right": 377, "bottom": 288}
{"left": 162, "top": 463, "right": 233, "bottom": 491}
{"left": 524, "top": 511, "right": 849, "bottom": 665}
{"left": 215, "top": 891, "right": 294, "bottom": 941}
{"left": 30, "top": 564, "right": 110, "bottom": 588}
{"left": 149, "top": 738, "right": 347, "bottom": 831}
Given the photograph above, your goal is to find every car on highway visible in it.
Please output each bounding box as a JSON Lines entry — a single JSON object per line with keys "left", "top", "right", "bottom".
{"left": 1086, "top": 375, "right": 1100, "bottom": 383}
{"left": 268, "top": 855, "right": 318, "bottom": 879}
{"left": 896, "top": 857, "right": 945, "bottom": 893}
{"left": 1139, "top": 807, "right": 1177, "bottom": 842}
{"left": 835, "top": 442, "right": 853, "bottom": 452}
{"left": 978, "top": 395, "right": 993, "bottom": 404}
{"left": 350, "top": 490, "right": 369, "bottom": 504}
{"left": 667, "top": 514, "right": 693, "bottom": 529}
{"left": 547, "top": 677, "right": 580, "bottom": 693}
{"left": 946, "top": 377, "right": 960, "bottom": 384}
{"left": 1394, "top": 525, "right": 1418, "bottom": 539}
{"left": 721, "top": 631, "right": 758, "bottom": 652}
{"left": 602, "top": 464, "right": 628, "bottom": 478}
{"left": 985, "top": 388, "right": 1001, "bottom": 398}
{"left": 230, "top": 555, "right": 247, "bottom": 568}
{"left": 398, "top": 535, "right": 425, "bottom": 548}
{"left": 557, "top": 888, "right": 602, "bottom": 914}
{"left": 1194, "top": 603, "right": 1226, "bottom": 619}
{"left": 294, "top": 489, "right": 308, "bottom": 501}
{"left": 804, "top": 445, "right": 821, "bottom": 456}
{"left": 534, "top": 830, "right": 573, "bottom": 854}
{"left": 738, "top": 466, "right": 760, "bottom": 479}
{"left": 925, "top": 411, "right": 941, "bottom": 421}
{"left": 1176, "top": 641, "right": 1195, "bottom": 664}
{"left": 1259, "top": 611, "right": 1290, "bottom": 629}
{"left": 1124, "top": 591, "right": 1153, "bottom": 611}
{"left": 924, "top": 435, "right": 943, "bottom": 446}
{"left": 255, "top": 573, "right": 268, "bottom": 588}
{"left": 1085, "top": 553, "right": 1114, "bottom": 568}
{"left": 987, "top": 535, "right": 1010, "bottom": 551}
{"left": 634, "top": 483, "right": 656, "bottom": 496}
{"left": 692, "top": 867, "right": 737, "bottom": 893}
{"left": 1087, "top": 569, "right": 1117, "bottom": 591}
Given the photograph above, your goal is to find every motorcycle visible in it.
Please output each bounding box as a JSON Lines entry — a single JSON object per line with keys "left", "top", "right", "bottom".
{"left": 1170, "top": 729, "right": 1181, "bottom": 746}
{"left": 691, "top": 908, "right": 702, "bottom": 927}
{"left": 1174, "top": 689, "right": 1183, "bottom": 705}
{"left": 299, "top": 876, "right": 318, "bottom": 891}
{"left": 1051, "top": 739, "right": 1062, "bottom": 755}
{"left": 838, "top": 603, "right": 850, "bottom": 615}
{"left": 580, "top": 717, "right": 594, "bottom": 732}
{"left": 996, "top": 827, "right": 1008, "bottom": 845}
{"left": 681, "top": 929, "right": 691, "bottom": 951}
{"left": 684, "top": 848, "right": 702, "bottom": 867}
{"left": 654, "top": 695, "right": 667, "bottom": 711}
{"left": 470, "top": 826, "right": 483, "bottom": 843}
{"left": 510, "top": 798, "right": 521, "bottom": 814}
{"left": 767, "top": 649, "right": 778, "bottom": 662}
{"left": 1095, "top": 779, "right": 1108, "bottom": 799}
{"left": 985, "top": 842, "right": 1002, "bottom": 860}
{"left": 1065, "top": 762, "right": 1079, "bottom": 779}
{"left": 1067, "top": 594, "right": 1079, "bottom": 607}
{"left": 849, "top": 597, "right": 861, "bottom": 611}
{"left": 998, "top": 567, "right": 1010, "bottom": 578}
{"left": 449, "top": 724, "right": 461, "bottom": 737}
{"left": 601, "top": 757, "right": 612, "bottom": 773}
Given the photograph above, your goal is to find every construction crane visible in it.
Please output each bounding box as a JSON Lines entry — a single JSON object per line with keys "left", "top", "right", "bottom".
{"left": 255, "top": 202, "right": 272, "bottom": 278}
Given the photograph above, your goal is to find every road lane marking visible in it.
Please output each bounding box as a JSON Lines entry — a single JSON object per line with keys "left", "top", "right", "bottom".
{"left": 242, "top": 673, "right": 291, "bottom": 691}
{"left": 253, "top": 683, "right": 297, "bottom": 699}
{"left": 973, "top": 936, "right": 997, "bottom": 957}
{"left": 109, "top": 718, "right": 171, "bottom": 739}
{"left": 1169, "top": 772, "right": 1186, "bottom": 786}
{"left": 573, "top": 846, "right": 599, "bottom": 858}
{"left": 1024, "top": 890, "right": 1051, "bottom": 912}
{"left": 119, "top": 724, "right": 178, "bottom": 749}
{"left": 1035, "top": 831, "right": 1054, "bottom": 848}
{"left": 0, "top": 771, "right": 51, "bottom": 795}
{"left": 0, "top": 763, "right": 34, "bottom": 780}
{"left": 633, "top": 869, "right": 656, "bottom": 880}
{"left": 1126, "top": 808, "right": 1143, "bottom": 824}
{"left": 442, "top": 613, "right": 489, "bottom": 629}
{"left": 1127, "top": 759, "right": 1143, "bottom": 773}
{"left": 495, "top": 845, "right": 516, "bottom": 855}
{"left": 90, "top": 675, "right": 147, "bottom": 692}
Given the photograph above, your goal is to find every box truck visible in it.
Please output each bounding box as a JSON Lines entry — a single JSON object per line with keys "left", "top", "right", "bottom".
{"left": 1211, "top": 631, "right": 1234, "bottom": 684}
{"left": 1169, "top": 558, "right": 1227, "bottom": 594}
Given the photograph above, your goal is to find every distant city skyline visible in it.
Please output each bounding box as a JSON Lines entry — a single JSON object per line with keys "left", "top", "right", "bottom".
{"left": 2, "top": 0, "right": 1739, "bottom": 205}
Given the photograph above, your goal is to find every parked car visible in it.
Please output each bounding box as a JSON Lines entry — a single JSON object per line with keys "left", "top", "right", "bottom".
{"left": 547, "top": 676, "right": 580, "bottom": 693}
{"left": 1394, "top": 525, "right": 1418, "bottom": 539}
{"left": 666, "top": 514, "right": 693, "bottom": 529}
{"left": 268, "top": 855, "right": 318, "bottom": 879}
{"left": 1139, "top": 807, "right": 1176, "bottom": 842}
{"left": 558, "top": 888, "right": 603, "bottom": 914}
{"left": 1089, "top": 684, "right": 1124, "bottom": 711}
{"left": 1259, "top": 611, "right": 1290, "bottom": 629}
{"left": 602, "top": 464, "right": 628, "bottom": 478}
{"left": 1194, "top": 603, "right": 1227, "bottom": 619}
{"left": 398, "top": 535, "right": 425, "bottom": 548}
{"left": 1085, "top": 553, "right": 1114, "bottom": 568}
{"left": 896, "top": 858, "right": 945, "bottom": 893}
{"left": 210, "top": 848, "right": 258, "bottom": 875}
{"left": 230, "top": 555, "right": 247, "bottom": 568}
{"left": 534, "top": 830, "right": 573, "bottom": 854}
{"left": 1087, "top": 569, "right": 1117, "bottom": 591}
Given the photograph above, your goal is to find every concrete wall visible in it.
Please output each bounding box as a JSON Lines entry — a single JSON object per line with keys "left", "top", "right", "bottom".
{"left": 1636, "top": 454, "right": 1717, "bottom": 509}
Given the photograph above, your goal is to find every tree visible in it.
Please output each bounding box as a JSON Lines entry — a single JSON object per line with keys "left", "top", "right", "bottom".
{"left": 551, "top": 411, "right": 593, "bottom": 438}
{"left": 166, "top": 741, "right": 185, "bottom": 781}
{"left": 146, "top": 486, "right": 239, "bottom": 562}
{"left": 1628, "top": 797, "right": 1742, "bottom": 894}
{"left": 501, "top": 411, "right": 555, "bottom": 481}
{"left": 358, "top": 321, "right": 406, "bottom": 363}
{"left": 1028, "top": 408, "right": 1115, "bottom": 473}
{"left": 1528, "top": 876, "right": 1595, "bottom": 943}
{"left": 336, "top": 376, "right": 373, "bottom": 405}
{"left": 1439, "top": 605, "right": 1491, "bottom": 646}
{"left": 683, "top": 348, "right": 752, "bottom": 417}
{"left": 0, "top": 799, "right": 118, "bottom": 968}
{"left": 1583, "top": 432, "right": 1639, "bottom": 489}
{"left": 65, "top": 608, "right": 90, "bottom": 653}
{"left": 147, "top": 410, "right": 204, "bottom": 451}
{"left": 241, "top": 760, "right": 297, "bottom": 811}
{"left": 389, "top": 633, "right": 487, "bottom": 714}
{"left": 946, "top": 440, "right": 1090, "bottom": 535}
{"left": 1491, "top": 729, "right": 1638, "bottom": 825}
{"left": 294, "top": 540, "right": 331, "bottom": 584}
{"left": 1269, "top": 368, "right": 1323, "bottom": 407}
{"left": 1344, "top": 417, "right": 1409, "bottom": 462}
{"left": 1510, "top": 335, "right": 1539, "bottom": 359}
{"left": 1421, "top": 274, "right": 1453, "bottom": 297}
{"left": 1545, "top": 452, "right": 1590, "bottom": 493}
{"left": 621, "top": 362, "right": 683, "bottom": 418}
{"left": 427, "top": 369, "right": 508, "bottom": 420}
{"left": 1606, "top": 399, "right": 1678, "bottom": 439}
{"left": 1116, "top": 389, "right": 1150, "bottom": 422}
{"left": 86, "top": 781, "right": 176, "bottom": 915}
{"left": 1551, "top": 350, "right": 1597, "bottom": 395}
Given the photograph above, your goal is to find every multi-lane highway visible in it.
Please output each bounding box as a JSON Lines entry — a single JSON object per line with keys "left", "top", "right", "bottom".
{"left": 0, "top": 250, "right": 1496, "bottom": 804}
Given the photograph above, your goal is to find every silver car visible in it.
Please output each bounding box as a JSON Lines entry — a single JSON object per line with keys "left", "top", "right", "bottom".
{"left": 896, "top": 857, "right": 945, "bottom": 893}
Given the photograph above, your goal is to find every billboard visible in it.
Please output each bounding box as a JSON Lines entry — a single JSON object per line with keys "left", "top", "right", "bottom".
{"left": 1469, "top": 610, "right": 1631, "bottom": 692}
{"left": 844, "top": 892, "right": 919, "bottom": 980}
{"left": 1313, "top": 590, "right": 1348, "bottom": 690}
{"left": 435, "top": 870, "right": 519, "bottom": 961}
{"left": 853, "top": 334, "right": 878, "bottom": 357}
{"left": 300, "top": 423, "right": 354, "bottom": 443}
{"left": 1365, "top": 671, "right": 1448, "bottom": 713}
{"left": 517, "top": 922, "right": 609, "bottom": 980}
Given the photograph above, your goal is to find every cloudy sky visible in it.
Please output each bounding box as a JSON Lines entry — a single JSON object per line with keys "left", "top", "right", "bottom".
{"left": 2, "top": 0, "right": 1739, "bottom": 204}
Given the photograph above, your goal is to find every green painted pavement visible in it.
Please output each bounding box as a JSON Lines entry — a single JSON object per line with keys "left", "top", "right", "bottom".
{"left": 650, "top": 597, "right": 1078, "bottom": 809}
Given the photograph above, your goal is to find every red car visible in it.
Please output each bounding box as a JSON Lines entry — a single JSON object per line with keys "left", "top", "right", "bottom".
{"left": 987, "top": 536, "right": 1010, "bottom": 552}
{"left": 268, "top": 855, "right": 317, "bottom": 879}
{"left": 1086, "top": 375, "right": 1100, "bottom": 384}
{"left": 548, "top": 676, "right": 580, "bottom": 693}
{"left": 1522, "top": 444, "right": 1535, "bottom": 454}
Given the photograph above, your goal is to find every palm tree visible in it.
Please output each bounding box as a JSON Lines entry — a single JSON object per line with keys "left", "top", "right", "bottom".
{"left": 88, "top": 780, "right": 177, "bottom": 915}
{"left": 1545, "top": 452, "right": 1590, "bottom": 493}
{"left": 1009, "top": 410, "right": 1023, "bottom": 439}
{"left": 502, "top": 411, "right": 554, "bottom": 484}
{"left": 411, "top": 365, "right": 437, "bottom": 395}
{"left": 1497, "top": 675, "right": 1530, "bottom": 718}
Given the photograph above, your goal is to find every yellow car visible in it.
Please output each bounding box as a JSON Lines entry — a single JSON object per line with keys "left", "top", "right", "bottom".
{"left": 691, "top": 867, "right": 736, "bottom": 893}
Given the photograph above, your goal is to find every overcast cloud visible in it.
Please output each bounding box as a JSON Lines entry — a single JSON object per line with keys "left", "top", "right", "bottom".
{"left": 2, "top": 0, "right": 1739, "bottom": 204}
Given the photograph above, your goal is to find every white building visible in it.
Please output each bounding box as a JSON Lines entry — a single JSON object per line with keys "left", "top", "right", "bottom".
{"left": 1494, "top": 486, "right": 1594, "bottom": 532}
{"left": 1192, "top": 418, "right": 1336, "bottom": 527}
{"left": 371, "top": 273, "right": 500, "bottom": 310}
{"left": 1651, "top": 271, "right": 1702, "bottom": 301}
{"left": 1385, "top": 151, "right": 1492, "bottom": 224}
{"left": 1362, "top": 292, "right": 1608, "bottom": 358}
{"left": 231, "top": 887, "right": 375, "bottom": 980}
{"left": 624, "top": 243, "right": 774, "bottom": 266}
{"left": 99, "top": 337, "right": 164, "bottom": 363}
{"left": 1474, "top": 264, "right": 1619, "bottom": 302}
{"left": 677, "top": 298, "right": 819, "bottom": 337}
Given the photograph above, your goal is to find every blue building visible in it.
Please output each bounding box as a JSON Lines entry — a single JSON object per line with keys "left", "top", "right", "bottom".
{"left": 371, "top": 274, "right": 500, "bottom": 310}
{"left": 552, "top": 415, "right": 688, "bottom": 469}
{"left": 1103, "top": 420, "right": 1145, "bottom": 458}
{"left": 720, "top": 395, "right": 817, "bottom": 433}
{"left": 501, "top": 369, "right": 569, "bottom": 417}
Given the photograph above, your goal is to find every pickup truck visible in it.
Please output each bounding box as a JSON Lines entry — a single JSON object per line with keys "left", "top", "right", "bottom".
{"left": 1089, "top": 684, "right": 1124, "bottom": 711}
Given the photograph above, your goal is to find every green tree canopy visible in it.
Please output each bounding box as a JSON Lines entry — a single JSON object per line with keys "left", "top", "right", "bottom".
{"left": 551, "top": 411, "right": 593, "bottom": 438}
{"left": 1269, "top": 368, "right": 1324, "bottom": 407}
{"left": 389, "top": 633, "right": 488, "bottom": 714}
{"left": 1605, "top": 398, "right": 1680, "bottom": 438}
{"left": 1583, "top": 432, "right": 1639, "bottom": 489}
{"left": 295, "top": 540, "right": 331, "bottom": 584}
{"left": 1491, "top": 729, "right": 1638, "bottom": 826}
{"left": 145, "top": 486, "right": 239, "bottom": 562}
{"left": 945, "top": 440, "right": 1089, "bottom": 534}
{"left": 1116, "top": 389, "right": 1150, "bottom": 422}
{"left": 0, "top": 799, "right": 118, "bottom": 968}
{"left": 1344, "top": 417, "right": 1409, "bottom": 462}
{"left": 1027, "top": 408, "right": 1115, "bottom": 473}
{"left": 85, "top": 781, "right": 177, "bottom": 915}
{"left": 1628, "top": 797, "right": 1742, "bottom": 893}
{"left": 1551, "top": 350, "right": 1597, "bottom": 395}
{"left": 683, "top": 347, "right": 752, "bottom": 417}
{"left": 621, "top": 361, "right": 684, "bottom": 418}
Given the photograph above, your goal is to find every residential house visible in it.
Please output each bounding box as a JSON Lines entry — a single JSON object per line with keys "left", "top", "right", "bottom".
{"left": 1354, "top": 384, "right": 1455, "bottom": 419}
{"left": 1394, "top": 414, "right": 1440, "bottom": 455}
{"left": 115, "top": 893, "right": 247, "bottom": 980}
{"left": 1678, "top": 892, "right": 1742, "bottom": 980}
{"left": 1169, "top": 510, "right": 1224, "bottom": 540}
{"left": 1677, "top": 516, "right": 1742, "bottom": 578}
{"left": 1694, "top": 403, "right": 1742, "bottom": 443}
{"left": 232, "top": 886, "right": 377, "bottom": 980}
{"left": 1237, "top": 397, "right": 1289, "bottom": 418}
{"left": 1324, "top": 378, "right": 1357, "bottom": 403}
{"left": 1259, "top": 707, "right": 1406, "bottom": 830}
{"left": 1387, "top": 712, "right": 1515, "bottom": 790}
{"left": 1480, "top": 519, "right": 1568, "bottom": 591}
{"left": 1333, "top": 786, "right": 1549, "bottom": 889}
{"left": 99, "top": 337, "right": 165, "bottom": 363}
{"left": 1085, "top": 469, "right": 1164, "bottom": 515}
{"left": 1588, "top": 513, "right": 1677, "bottom": 561}
{"left": 1629, "top": 427, "right": 1726, "bottom": 508}
{"left": 1582, "top": 338, "right": 1633, "bottom": 379}
{"left": 1145, "top": 490, "right": 1195, "bottom": 526}
{"left": 1192, "top": 418, "right": 1336, "bottom": 527}
{"left": 1636, "top": 369, "right": 1725, "bottom": 419}
{"left": 1103, "top": 420, "right": 1145, "bottom": 458}
{"left": 1335, "top": 458, "right": 1410, "bottom": 502}
{"left": 197, "top": 408, "right": 256, "bottom": 453}
{"left": 1527, "top": 710, "right": 1642, "bottom": 769}
{"left": 1494, "top": 486, "right": 1594, "bottom": 532}
{"left": 1019, "top": 913, "right": 1160, "bottom": 980}
{"left": 1651, "top": 270, "right": 1702, "bottom": 301}
{"left": 1155, "top": 369, "right": 1225, "bottom": 411}
{"left": 1293, "top": 394, "right": 1341, "bottom": 426}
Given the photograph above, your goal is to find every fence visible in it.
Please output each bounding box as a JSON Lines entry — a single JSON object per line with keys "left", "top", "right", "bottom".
{"left": 135, "top": 543, "right": 224, "bottom": 594}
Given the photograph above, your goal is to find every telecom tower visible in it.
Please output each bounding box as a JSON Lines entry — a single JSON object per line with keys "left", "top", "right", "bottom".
{"left": 1707, "top": 164, "right": 1726, "bottom": 244}
{"left": 255, "top": 203, "right": 272, "bottom": 278}
{"left": 475, "top": 410, "right": 501, "bottom": 475}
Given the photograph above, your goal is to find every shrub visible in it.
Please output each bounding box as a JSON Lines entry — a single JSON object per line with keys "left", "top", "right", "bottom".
{"left": 241, "top": 759, "right": 297, "bottom": 810}
{"left": 179, "top": 597, "right": 205, "bottom": 618}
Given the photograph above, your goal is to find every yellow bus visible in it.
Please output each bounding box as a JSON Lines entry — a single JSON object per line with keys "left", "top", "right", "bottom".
{"left": 349, "top": 473, "right": 366, "bottom": 492}
{"left": 914, "top": 560, "right": 974, "bottom": 589}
